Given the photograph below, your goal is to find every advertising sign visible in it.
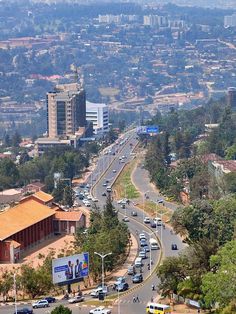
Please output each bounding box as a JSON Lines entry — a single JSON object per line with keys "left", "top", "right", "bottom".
{"left": 137, "top": 125, "right": 159, "bottom": 135}
{"left": 52, "top": 253, "right": 89, "bottom": 285}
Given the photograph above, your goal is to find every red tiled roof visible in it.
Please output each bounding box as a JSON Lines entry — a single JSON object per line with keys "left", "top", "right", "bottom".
{"left": 54, "top": 211, "right": 83, "bottom": 222}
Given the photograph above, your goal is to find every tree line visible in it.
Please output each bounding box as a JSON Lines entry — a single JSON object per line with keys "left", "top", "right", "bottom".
{"left": 75, "top": 195, "right": 130, "bottom": 282}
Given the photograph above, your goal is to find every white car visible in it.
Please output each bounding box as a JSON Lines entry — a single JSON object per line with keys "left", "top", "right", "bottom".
{"left": 112, "top": 169, "right": 117, "bottom": 173}
{"left": 92, "top": 197, "right": 98, "bottom": 202}
{"left": 87, "top": 195, "right": 92, "bottom": 200}
{"left": 90, "top": 286, "right": 108, "bottom": 298}
{"left": 144, "top": 216, "right": 151, "bottom": 224}
{"left": 68, "top": 295, "right": 84, "bottom": 303}
{"left": 89, "top": 306, "right": 111, "bottom": 314}
{"left": 139, "top": 233, "right": 147, "bottom": 240}
{"left": 84, "top": 202, "right": 91, "bottom": 207}
{"left": 122, "top": 216, "right": 129, "bottom": 222}
{"left": 32, "top": 300, "right": 49, "bottom": 309}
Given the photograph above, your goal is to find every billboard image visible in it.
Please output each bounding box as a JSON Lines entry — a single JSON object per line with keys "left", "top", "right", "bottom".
{"left": 137, "top": 125, "right": 159, "bottom": 135}
{"left": 52, "top": 253, "right": 89, "bottom": 285}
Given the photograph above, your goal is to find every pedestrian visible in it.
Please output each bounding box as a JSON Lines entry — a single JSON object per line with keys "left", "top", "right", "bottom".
{"left": 147, "top": 263, "right": 150, "bottom": 270}
{"left": 151, "top": 296, "right": 154, "bottom": 302}
{"left": 152, "top": 284, "right": 155, "bottom": 291}
{"left": 197, "top": 309, "right": 200, "bottom": 313}
{"left": 136, "top": 295, "right": 140, "bottom": 302}
{"left": 133, "top": 296, "right": 136, "bottom": 303}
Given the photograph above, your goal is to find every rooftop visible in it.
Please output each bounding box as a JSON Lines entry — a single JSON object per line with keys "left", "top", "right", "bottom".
{"left": 33, "top": 191, "right": 54, "bottom": 203}
{"left": 54, "top": 211, "right": 83, "bottom": 221}
{"left": 0, "top": 198, "right": 55, "bottom": 241}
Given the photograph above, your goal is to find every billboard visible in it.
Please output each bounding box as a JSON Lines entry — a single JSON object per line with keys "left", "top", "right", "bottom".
{"left": 137, "top": 125, "right": 159, "bottom": 135}
{"left": 52, "top": 253, "right": 89, "bottom": 285}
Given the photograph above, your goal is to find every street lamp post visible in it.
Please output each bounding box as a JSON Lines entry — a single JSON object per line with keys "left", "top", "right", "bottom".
{"left": 143, "top": 230, "right": 157, "bottom": 276}
{"left": 94, "top": 252, "right": 112, "bottom": 291}
{"left": 13, "top": 273, "right": 17, "bottom": 314}
{"left": 143, "top": 190, "right": 149, "bottom": 221}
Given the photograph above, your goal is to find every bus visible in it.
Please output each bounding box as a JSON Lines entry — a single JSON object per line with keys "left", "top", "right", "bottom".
{"left": 146, "top": 302, "right": 171, "bottom": 314}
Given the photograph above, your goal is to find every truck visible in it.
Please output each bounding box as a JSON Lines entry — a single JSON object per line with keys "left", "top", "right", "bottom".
{"left": 150, "top": 238, "right": 160, "bottom": 250}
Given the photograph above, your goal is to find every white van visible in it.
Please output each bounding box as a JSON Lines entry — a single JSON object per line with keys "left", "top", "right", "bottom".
{"left": 106, "top": 186, "right": 112, "bottom": 192}
{"left": 150, "top": 238, "right": 160, "bottom": 250}
{"left": 134, "top": 257, "right": 143, "bottom": 267}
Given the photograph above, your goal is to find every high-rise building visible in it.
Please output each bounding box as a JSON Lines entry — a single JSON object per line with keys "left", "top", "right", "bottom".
{"left": 86, "top": 101, "right": 109, "bottom": 135}
{"left": 47, "top": 83, "right": 86, "bottom": 138}
{"left": 224, "top": 14, "right": 236, "bottom": 28}
{"left": 228, "top": 87, "right": 236, "bottom": 109}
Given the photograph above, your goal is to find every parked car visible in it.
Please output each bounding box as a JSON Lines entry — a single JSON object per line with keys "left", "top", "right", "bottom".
{"left": 32, "top": 300, "right": 49, "bottom": 309}
{"left": 131, "top": 211, "right": 137, "bottom": 216}
{"left": 116, "top": 282, "right": 129, "bottom": 292}
{"left": 68, "top": 295, "right": 84, "bottom": 304}
{"left": 14, "top": 308, "right": 33, "bottom": 314}
{"left": 44, "top": 296, "right": 56, "bottom": 303}
{"left": 171, "top": 244, "right": 178, "bottom": 250}
{"left": 89, "top": 306, "right": 111, "bottom": 314}
{"left": 132, "top": 273, "right": 143, "bottom": 283}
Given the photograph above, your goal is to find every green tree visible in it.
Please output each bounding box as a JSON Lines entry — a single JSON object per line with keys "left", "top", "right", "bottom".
{"left": 53, "top": 181, "right": 65, "bottom": 203}
{"left": 11, "top": 131, "right": 22, "bottom": 147}
{"left": 51, "top": 305, "right": 72, "bottom": 314}
{"left": 62, "top": 185, "right": 74, "bottom": 207}
{"left": 201, "top": 240, "right": 236, "bottom": 310}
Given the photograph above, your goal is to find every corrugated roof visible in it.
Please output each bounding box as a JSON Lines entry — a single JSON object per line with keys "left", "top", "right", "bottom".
{"left": 34, "top": 191, "right": 53, "bottom": 203}
{"left": 54, "top": 211, "right": 83, "bottom": 221}
{"left": 0, "top": 198, "right": 55, "bottom": 241}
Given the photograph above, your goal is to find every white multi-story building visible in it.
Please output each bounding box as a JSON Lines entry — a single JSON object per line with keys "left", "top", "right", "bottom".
{"left": 86, "top": 101, "right": 109, "bottom": 135}
{"left": 224, "top": 14, "right": 236, "bottom": 28}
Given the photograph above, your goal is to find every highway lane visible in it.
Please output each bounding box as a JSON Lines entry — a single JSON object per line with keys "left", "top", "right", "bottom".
{"left": 1, "top": 130, "right": 184, "bottom": 314}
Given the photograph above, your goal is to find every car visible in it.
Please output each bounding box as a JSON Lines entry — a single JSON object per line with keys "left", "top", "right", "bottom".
{"left": 132, "top": 273, "right": 143, "bottom": 283}
{"left": 102, "top": 192, "right": 107, "bottom": 196}
{"left": 139, "top": 250, "right": 147, "bottom": 259}
{"left": 92, "top": 197, "right": 98, "bottom": 202}
{"left": 127, "top": 265, "right": 136, "bottom": 275}
{"left": 171, "top": 244, "right": 178, "bottom": 250}
{"left": 143, "top": 245, "right": 150, "bottom": 253}
{"left": 113, "top": 276, "right": 126, "bottom": 289}
{"left": 89, "top": 306, "right": 111, "bottom": 314}
{"left": 143, "top": 216, "right": 151, "bottom": 223}
{"left": 85, "top": 202, "right": 91, "bottom": 207}
{"left": 131, "top": 211, "right": 138, "bottom": 216}
{"left": 139, "top": 233, "right": 146, "bottom": 240}
{"left": 102, "top": 183, "right": 107, "bottom": 187}
{"left": 140, "top": 239, "right": 148, "bottom": 247}
{"left": 122, "top": 216, "right": 129, "bottom": 222}
{"left": 121, "top": 204, "right": 125, "bottom": 209}
{"left": 68, "top": 295, "right": 84, "bottom": 303}
{"left": 157, "top": 199, "right": 164, "bottom": 204}
{"left": 90, "top": 287, "right": 108, "bottom": 298}
{"left": 87, "top": 194, "right": 92, "bottom": 200}
{"left": 151, "top": 221, "right": 157, "bottom": 228}
{"left": 32, "top": 300, "right": 49, "bottom": 309}
{"left": 154, "top": 217, "right": 162, "bottom": 226}
{"left": 116, "top": 282, "right": 129, "bottom": 292}
{"left": 14, "top": 308, "right": 33, "bottom": 314}
{"left": 44, "top": 296, "right": 56, "bottom": 303}
{"left": 112, "top": 169, "right": 117, "bottom": 173}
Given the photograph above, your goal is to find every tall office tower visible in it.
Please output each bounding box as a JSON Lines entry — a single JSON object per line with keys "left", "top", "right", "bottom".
{"left": 228, "top": 87, "right": 236, "bottom": 110}
{"left": 47, "top": 83, "right": 86, "bottom": 138}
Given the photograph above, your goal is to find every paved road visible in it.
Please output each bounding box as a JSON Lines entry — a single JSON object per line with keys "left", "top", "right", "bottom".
{"left": 1, "top": 130, "right": 185, "bottom": 314}
{"left": 132, "top": 165, "right": 178, "bottom": 212}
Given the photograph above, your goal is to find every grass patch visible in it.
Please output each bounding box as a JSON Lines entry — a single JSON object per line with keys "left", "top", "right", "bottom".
{"left": 99, "top": 87, "right": 120, "bottom": 97}
{"left": 138, "top": 201, "right": 172, "bottom": 222}
{"left": 113, "top": 160, "right": 140, "bottom": 200}
{"left": 84, "top": 299, "right": 113, "bottom": 307}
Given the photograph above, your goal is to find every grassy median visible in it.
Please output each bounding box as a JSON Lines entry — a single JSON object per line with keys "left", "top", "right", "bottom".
{"left": 138, "top": 200, "right": 172, "bottom": 222}
{"left": 113, "top": 160, "right": 140, "bottom": 200}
